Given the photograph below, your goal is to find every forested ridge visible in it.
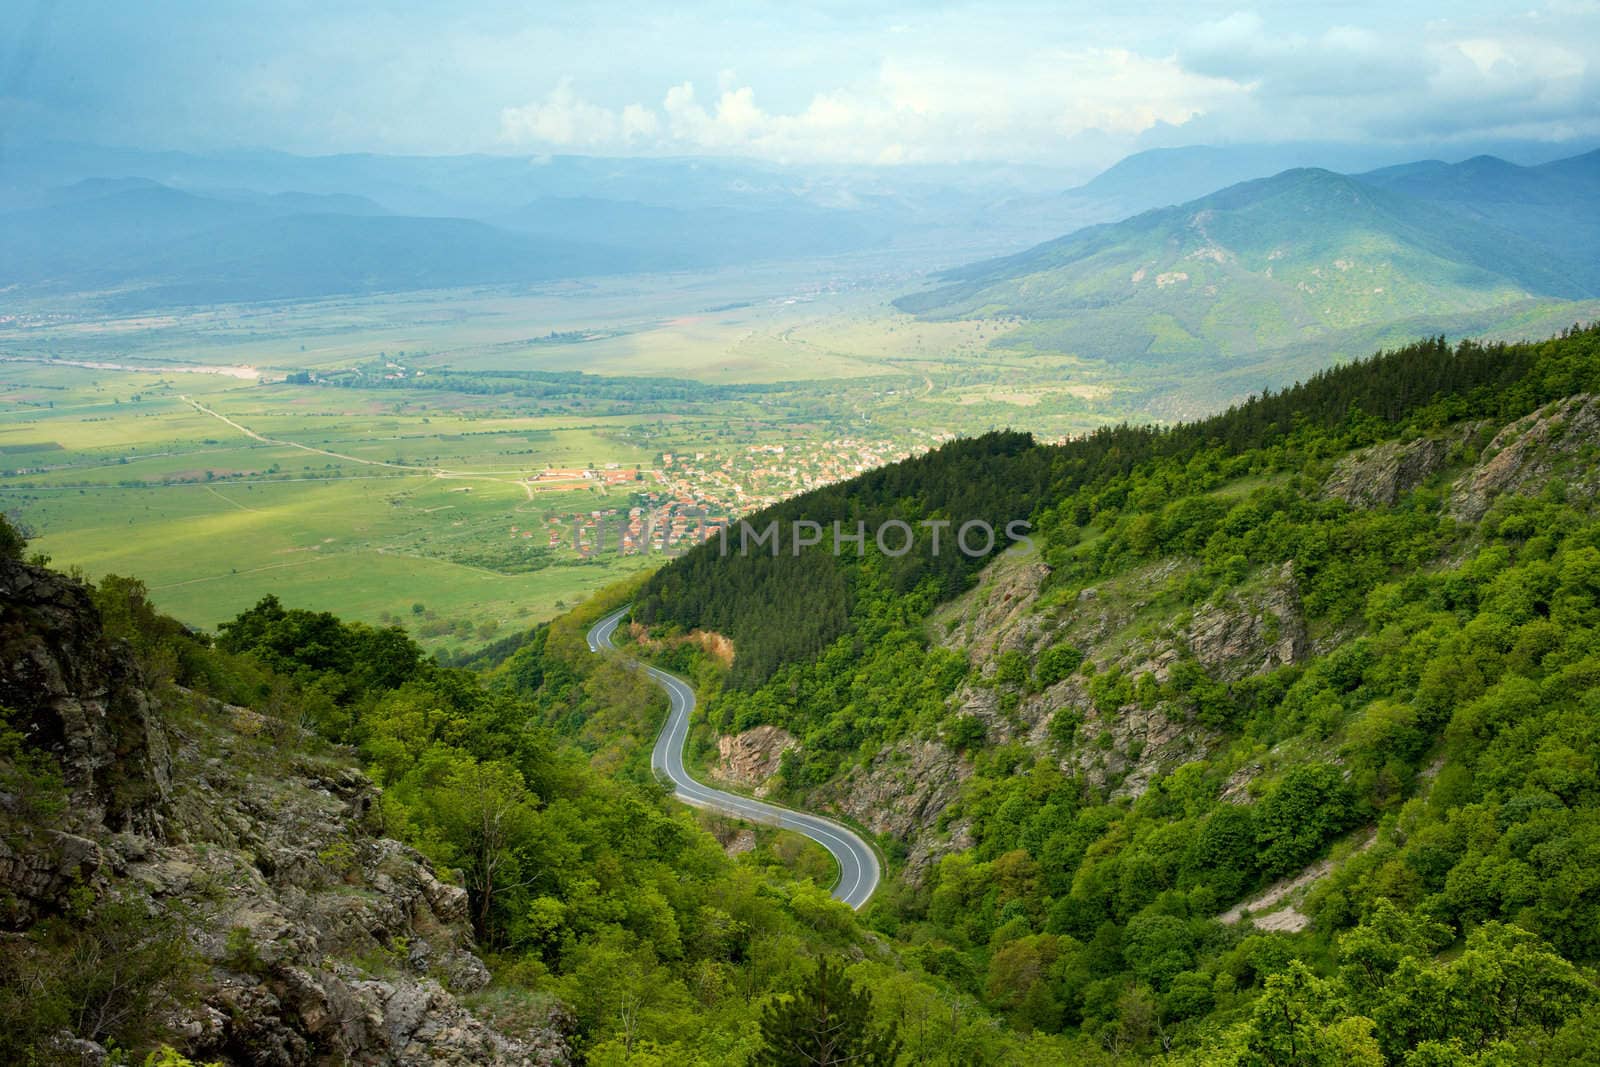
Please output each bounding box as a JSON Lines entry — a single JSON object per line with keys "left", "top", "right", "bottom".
{"left": 637, "top": 429, "right": 1054, "bottom": 686}
{"left": 631, "top": 324, "right": 1600, "bottom": 1062}
{"left": 639, "top": 327, "right": 1600, "bottom": 691}
{"left": 0, "top": 525, "right": 1075, "bottom": 1065}
{"left": 8, "top": 324, "right": 1600, "bottom": 1064}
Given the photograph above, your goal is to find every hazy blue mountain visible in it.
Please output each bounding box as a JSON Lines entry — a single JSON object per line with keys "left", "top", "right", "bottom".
{"left": 0, "top": 144, "right": 945, "bottom": 306}
{"left": 6, "top": 138, "right": 1597, "bottom": 312}
{"left": 1359, "top": 150, "right": 1600, "bottom": 290}
{"left": 0, "top": 139, "right": 1016, "bottom": 223}
{"left": 121, "top": 214, "right": 639, "bottom": 308}
{"left": 0, "top": 162, "right": 898, "bottom": 307}
{"left": 1071, "top": 144, "right": 1408, "bottom": 213}
{"left": 894, "top": 155, "right": 1600, "bottom": 379}
{"left": 985, "top": 140, "right": 1600, "bottom": 245}
{"left": 0, "top": 181, "right": 651, "bottom": 305}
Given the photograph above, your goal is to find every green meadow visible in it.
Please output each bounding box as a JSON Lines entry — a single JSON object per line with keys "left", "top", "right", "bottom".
{"left": 0, "top": 349, "right": 675, "bottom": 652}
{"left": 18, "top": 256, "right": 1464, "bottom": 649}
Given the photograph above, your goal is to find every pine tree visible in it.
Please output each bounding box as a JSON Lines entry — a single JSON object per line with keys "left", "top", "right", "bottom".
{"left": 755, "top": 957, "right": 902, "bottom": 1066}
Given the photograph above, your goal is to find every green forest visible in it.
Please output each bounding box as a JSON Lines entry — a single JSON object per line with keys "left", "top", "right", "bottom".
{"left": 0, "top": 525, "right": 1078, "bottom": 1065}
{"left": 7, "top": 324, "right": 1600, "bottom": 1064}
{"left": 630, "top": 325, "right": 1600, "bottom": 1062}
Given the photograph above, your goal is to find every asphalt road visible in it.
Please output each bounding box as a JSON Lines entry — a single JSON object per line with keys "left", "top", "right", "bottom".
{"left": 587, "top": 606, "right": 880, "bottom": 910}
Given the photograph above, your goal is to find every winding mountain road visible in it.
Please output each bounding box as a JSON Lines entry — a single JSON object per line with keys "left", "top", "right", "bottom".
{"left": 587, "top": 607, "right": 880, "bottom": 910}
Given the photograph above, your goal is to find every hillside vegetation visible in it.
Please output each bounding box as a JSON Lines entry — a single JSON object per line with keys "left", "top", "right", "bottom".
{"left": 0, "top": 526, "right": 1074, "bottom": 1065}
{"left": 894, "top": 153, "right": 1600, "bottom": 383}
{"left": 633, "top": 324, "right": 1600, "bottom": 1061}
{"left": 10, "top": 323, "right": 1600, "bottom": 1063}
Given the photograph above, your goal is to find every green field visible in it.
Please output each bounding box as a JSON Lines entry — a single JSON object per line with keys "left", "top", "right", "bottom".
{"left": 0, "top": 365, "right": 665, "bottom": 652}
{"left": 12, "top": 251, "right": 1573, "bottom": 650}
{"left": 0, "top": 262, "right": 1147, "bottom": 648}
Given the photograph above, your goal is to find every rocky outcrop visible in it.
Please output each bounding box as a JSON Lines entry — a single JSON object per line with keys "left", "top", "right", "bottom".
{"left": 1185, "top": 562, "right": 1307, "bottom": 682}
{"left": 1325, "top": 436, "right": 1450, "bottom": 508}
{"left": 713, "top": 725, "right": 797, "bottom": 797}
{"left": 0, "top": 829, "right": 107, "bottom": 926}
{"left": 722, "top": 828, "right": 757, "bottom": 856}
{"left": 934, "top": 551, "right": 1053, "bottom": 663}
{"left": 1450, "top": 394, "right": 1600, "bottom": 521}
{"left": 626, "top": 622, "right": 734, "bottom": 668}
{"left": 143, "top": 707, "right": 569, "bottom": 1066}
{"left": 931, "top": 553, "right": 1308, "bottom": 801}
{"left": 1048, "top": 683, "right": 1210, "bottom": 799}
{"left": 0, "top": 560, "right": 170, "bottom": 836}
{"left": 0, "top": 560, "right": 569, "bottom": 1066}
{"left": 828, "top": 739, "right": 972, "bottom": 886}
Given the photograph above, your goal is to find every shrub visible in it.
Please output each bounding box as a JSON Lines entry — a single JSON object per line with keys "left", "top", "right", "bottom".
{"left": 0, "top": 512, "right": 25, "bottom": 560}
{"left": 1035, "top": 644, "right": 1084, "bottom": 688}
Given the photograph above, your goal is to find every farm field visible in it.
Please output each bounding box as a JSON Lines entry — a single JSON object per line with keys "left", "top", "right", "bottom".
{"left": 0, "top": 366, "right": 666, "bottom": 652}
{"left": 0, "top": 261, "right": 1142, "bottom": 649}
{"left": 11, "top": 255, "right": 1579, "bottom": 652}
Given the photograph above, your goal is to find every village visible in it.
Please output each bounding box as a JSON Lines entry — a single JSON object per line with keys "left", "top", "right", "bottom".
{"left": 513, "top": 433, "right": 951, "bottom": 557}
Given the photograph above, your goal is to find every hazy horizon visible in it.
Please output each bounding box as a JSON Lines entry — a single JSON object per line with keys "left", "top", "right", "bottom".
{"left": 4, "top": 1, "right": 1596, "bottom": 173}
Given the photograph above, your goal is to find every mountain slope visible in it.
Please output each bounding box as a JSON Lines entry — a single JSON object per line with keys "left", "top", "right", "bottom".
{"left": 628, "top": 324, "right": 1600, "bottom": 1059}
{"left": 895, "top": 158, "right": 1600, "bottom": 371}
{"left": 0, "top": 556, "right": 567, "bottom": 1064}
{"left": 1028, "top": 142, "right": 1435, "bottom": 225}
{"left": 0, "top": 182, "right": 651, "bottom": 307}
{"left": 1360, "top": 149, "right": 1600, "bottom": 291}
{"left": 0, "top": 526, "right": 1078, "bottom": 1064}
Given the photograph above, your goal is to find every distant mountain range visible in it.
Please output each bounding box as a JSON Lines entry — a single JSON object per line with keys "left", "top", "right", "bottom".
{"left": 1, "top": 138, "right": 1595, "bottom": 314}
{"left": 894, "top": 149, "right": 1600, "bottom": 381}
{"left": 0, "top": 144, "right": 982, "bottom": 309}
{"left": 0, "top": 173, "right": 889, "bottom": 309}
{"left": 975, "top": 139, "right": 1596, "bottom": 241}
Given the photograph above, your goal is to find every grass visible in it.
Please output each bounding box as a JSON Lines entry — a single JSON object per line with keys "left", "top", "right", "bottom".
{"left": 9, "top": 248, "right": 1582, "bottom": 655}
{"left": 0, "top": 358, "right": 678, "bottom": 648}
{"left": 19, "top": 474, "right": 651, "bottom": 642}
{"left": 1, "top": 264, "right": 1157, "bottom": 651}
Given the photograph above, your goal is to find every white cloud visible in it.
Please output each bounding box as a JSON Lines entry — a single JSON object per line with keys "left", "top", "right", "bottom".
{"left": 499, "top": 48, "right": 1241, "bottom": 164}
{"left": 1181, "top": 13, "right": 1430, "bottom": 98}
{"left": 1175, "top": 8, "right": 1600, "bottom": 143}
{"left": 10, "top": 2, "right": 1599, "bottom": 163}
{"left": 489, "top": 4, "right": 1599, "bottom": 166}
{"left": 501, "top": 78, "right": 662, "bottom": 147}
{"left": 620, "top": 103, "right": 659, "bottom": 141}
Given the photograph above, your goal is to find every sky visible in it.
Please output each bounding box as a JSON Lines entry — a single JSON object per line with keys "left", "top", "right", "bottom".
{"left": 2, "top": 1, "right": 1597, "bottom": 168}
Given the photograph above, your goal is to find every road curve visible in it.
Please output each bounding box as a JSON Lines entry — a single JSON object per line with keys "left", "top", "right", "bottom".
{"left": 587, "top": 606, "right": 880, "bottom": 910}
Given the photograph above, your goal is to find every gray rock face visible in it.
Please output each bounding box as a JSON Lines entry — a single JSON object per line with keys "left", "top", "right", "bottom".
{"left": 1054, "top": 687, "right": 1210, "bottom": 800}
{"left": 829, "top": 738, "right": 972, "bottom": 885}
{"left": 830, "top": 544, "right": 1320, "bottom": 874}
{"left": 0, "top": 829, "right": 107, "bottom": 925}
{"left": 0, "top": 560, "right": 570, "bottom": 1065}
{"left": 0, "top": 559, "right": 170, "bottom": 836}
{"left": 1325, "top": 436, "right": 1449, "bottom": 508}
{"left": 713, "top": 724, "right": 798, "bottom": 797}
{"left": 936, "top": 557, "right": 1053, "bottom": 662}
{"left": 148, "top": 711, "right": 571, "bottom": 1066}
{"left": 1185, "top": 562, "right": 1307, "bottom": 682}
{"left": 1450, "top": 394, "right": 1600, "bottom": 521}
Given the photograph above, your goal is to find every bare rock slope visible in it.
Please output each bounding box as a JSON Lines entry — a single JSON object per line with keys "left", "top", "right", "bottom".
{"left": 1450, "top": 394, "right": 1600, "bottom": 521}
{"left": 0, "top": 558, "right": 568, "bottom": 1066}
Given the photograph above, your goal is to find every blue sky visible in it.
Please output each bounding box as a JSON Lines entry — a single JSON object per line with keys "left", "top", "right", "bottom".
{"left": 2, "top": 1, "right": 1596, "bottom": 166}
